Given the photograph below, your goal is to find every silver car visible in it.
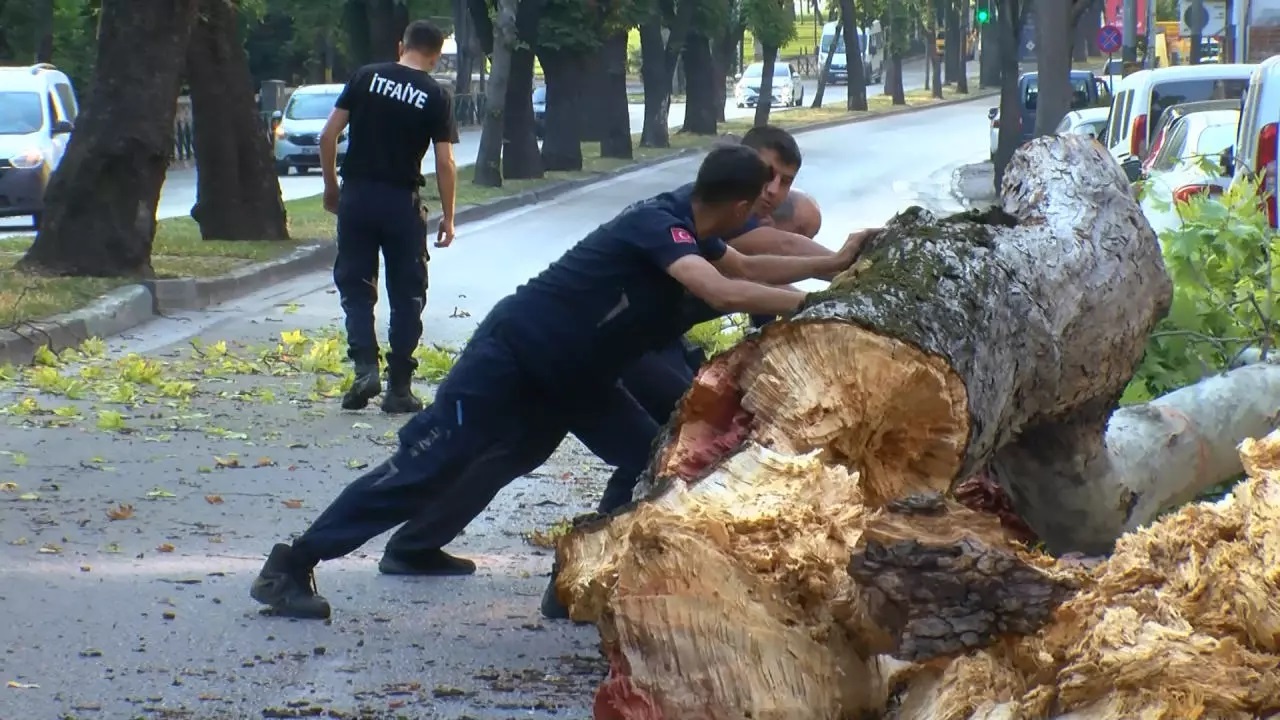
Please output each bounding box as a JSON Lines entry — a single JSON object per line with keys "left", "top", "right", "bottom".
{"left": 272, "top": 84, "right": 349, "bottom": 176}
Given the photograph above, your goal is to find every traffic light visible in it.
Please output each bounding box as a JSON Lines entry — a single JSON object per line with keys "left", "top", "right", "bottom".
{"left": 975, "top": 2, "right": 990, "bottom": 24}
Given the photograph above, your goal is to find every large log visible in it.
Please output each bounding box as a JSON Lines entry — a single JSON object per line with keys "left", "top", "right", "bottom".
{"left": 553, "top": 135, "right": 1179, "bottom": 720}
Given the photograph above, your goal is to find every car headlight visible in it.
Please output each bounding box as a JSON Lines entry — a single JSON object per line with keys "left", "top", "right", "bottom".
{"left": 9, "top": 149, "right": 43, "bottom": 169}
{"left": 273, "top": 124, "right": 286, "bottom": 139}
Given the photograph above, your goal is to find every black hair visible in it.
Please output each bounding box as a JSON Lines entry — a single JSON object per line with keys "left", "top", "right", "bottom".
{"left": 741, "top": 125, "right": 802, "bottom": 170}
{"left": 403, "top": 20, "right": 446, "bottom": 54}
{"left": 691, "top": 145, "right": 772, "bottom": 205}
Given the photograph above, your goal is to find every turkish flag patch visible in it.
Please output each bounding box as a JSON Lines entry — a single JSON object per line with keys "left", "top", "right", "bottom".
{"left": 670, "top": 227, "right": 695, "bottom": 244}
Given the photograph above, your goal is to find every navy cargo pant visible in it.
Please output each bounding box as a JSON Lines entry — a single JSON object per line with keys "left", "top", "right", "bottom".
{"left": 334, "top": 178, "right": 429, "bottom": 375}
{"left": 289, "top": 302, "right": 659, "bottom": 566}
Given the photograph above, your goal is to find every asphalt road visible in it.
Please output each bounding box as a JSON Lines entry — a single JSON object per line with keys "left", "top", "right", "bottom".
{"left": 0, "top": 96, "right": 988, "bottom": 719}
{"left": 0, "top": 58, "right": 931, "bottom": 236}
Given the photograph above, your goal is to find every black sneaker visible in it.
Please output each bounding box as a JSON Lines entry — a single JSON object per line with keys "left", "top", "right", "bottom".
{"left": 249, "top": 543, "right": 332, "bottom": 619}
{"left": 341, "top": 363, "right": 381, "bottom": 410}
{"left": 380, "top": 378, "right": 423, "bottom": 415}
{"left": 378, "top": 549, "right": 476, "bottom": 576}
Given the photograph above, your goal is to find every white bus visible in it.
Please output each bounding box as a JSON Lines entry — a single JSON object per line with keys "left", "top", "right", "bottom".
{"left": 817, "top": 20, "right": 884, "bottom": 85}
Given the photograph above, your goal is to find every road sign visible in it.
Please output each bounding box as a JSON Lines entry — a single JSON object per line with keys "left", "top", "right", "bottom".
{"left": 1097, "top": 25, "right": 1123, "bottom": 55}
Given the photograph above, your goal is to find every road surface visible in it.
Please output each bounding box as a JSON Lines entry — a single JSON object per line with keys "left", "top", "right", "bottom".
{"left": 0, "top": 96, "right": 989, "bottom": 719}
{"left": 0, "top": 59, "right": 930, "bottom": 236}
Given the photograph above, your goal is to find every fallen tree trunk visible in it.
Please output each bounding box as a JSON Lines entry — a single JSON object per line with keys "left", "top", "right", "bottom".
{"left": 554, "top": 135, "right": 1179, "bottom": 720}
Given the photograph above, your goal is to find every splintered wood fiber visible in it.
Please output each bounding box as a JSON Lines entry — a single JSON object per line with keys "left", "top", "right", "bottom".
{"left": 900, "top": 431, "right": 1280, "bottom": 720}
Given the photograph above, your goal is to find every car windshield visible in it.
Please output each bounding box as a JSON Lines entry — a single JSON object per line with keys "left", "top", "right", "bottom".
{"left": 1192, "top": 123, "right": 1237, "bottom": 159}
{"left": 0, "top": 91, "right": 43, "bottom": 135}
{"left": 285, "top": 92, "right": 341, "bottom": 120}
{"left": 743, "top": 64, "right": 790, "bottom": 79}
{"left": 1023, "top": 77, "right": 1095, "bottom": 110}
{"left": 1149, "top": 78, "right": 1249, "bottom": 139}
{"left": 819, "top": 31, "right": 866, "bottom": 54}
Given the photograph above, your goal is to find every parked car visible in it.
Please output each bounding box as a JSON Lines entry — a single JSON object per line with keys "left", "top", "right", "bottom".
{"left": 532, "top": 86, "right": 546, "bottom": 140}
{"left": 1228, "top": 56, "right": 1280, "bottom": 229}
{"left": 1142, "top": 99, "right": 1240, "bottom": 173}
{"left": 1103, "top": 63, "right": 1254, "bottom": 165}
{"left": 271, "top": 83, "right": 348, "bottom": 176}
{"left": 1138, "top": 108, "right": 1239, "bottom": 236}
{"left": 987, "top": 71, "right": 1109, "bottom": 159}
{"left": 1056, "top": 106, "right": 1111, "bottom": 140}
{"left": 0, "top": 63, "right": 78, "bottom": 229}
{"left": 734, "top": 62, "right": 804, "bottom": 109}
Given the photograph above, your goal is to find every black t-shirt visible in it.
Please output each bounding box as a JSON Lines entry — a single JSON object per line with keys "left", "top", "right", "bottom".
{"left": 335, "top": 62, "right": 460, "bottom": 189}
{"left": 497, "top": 187, "right": 730, "bottom": 391}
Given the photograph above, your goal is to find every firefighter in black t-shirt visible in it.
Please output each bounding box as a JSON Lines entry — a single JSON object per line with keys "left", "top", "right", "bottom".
{"left": 317, "top": 20, "right": 460, "bottom": 414}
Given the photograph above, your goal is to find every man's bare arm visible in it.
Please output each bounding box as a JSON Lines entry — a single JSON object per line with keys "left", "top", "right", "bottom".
{"left": 318, "top": 108, "right": 351, "bottom": 189}
{"left": 433, "top": 141, "right": 457, "bottom": 222}
{"left": 666, "top": 255, "right": 807, "bottom": 316}
{"left": 729, "top": 227, "right": 833, "bottom": 258}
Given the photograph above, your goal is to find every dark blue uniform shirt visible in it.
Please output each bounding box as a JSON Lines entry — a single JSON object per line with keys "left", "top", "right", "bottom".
{"left": 497, "top": 187, "right": 729, "bottom": 391}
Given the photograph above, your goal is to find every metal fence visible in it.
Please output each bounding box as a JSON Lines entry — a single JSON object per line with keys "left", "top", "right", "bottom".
{"left": 168, "top": 91, "right": 489, "bottom": 168}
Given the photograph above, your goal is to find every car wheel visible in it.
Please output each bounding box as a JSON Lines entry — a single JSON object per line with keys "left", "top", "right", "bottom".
{"left": 296, "top": 167, "right": 308, "bottom": 175}
{"left": 31, "top": 213, "right": 40, "bottom": 231}
{"left": 275, "top": 161, "right": 290, "bottom": 176}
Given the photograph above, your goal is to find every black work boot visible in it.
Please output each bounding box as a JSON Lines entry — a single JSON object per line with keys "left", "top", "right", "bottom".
{"left": 341, "top": 361, "right": 381, "bottom": 410}
{"left": 249, "top": 543, "right": 332, "bottom": 619}
{"left": 378, "top": 548, "right": 477, "bottom": 576}
{"left": 540, "top": 560, "right": 571, "bottom": 620}
{"left": 380, "top": 368, "right": 423, "bottom": 414}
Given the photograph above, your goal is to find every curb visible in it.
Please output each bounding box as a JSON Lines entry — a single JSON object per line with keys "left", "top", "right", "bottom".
{"left": 0, "top": 90, "right": 995, "bottom": 364}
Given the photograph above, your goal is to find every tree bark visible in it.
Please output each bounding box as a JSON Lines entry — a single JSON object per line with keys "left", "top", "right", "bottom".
{"left": 752, "top": 44, "right": 778, "bottom": 126}
{"left": 502, "top": 0, "right": 544, "bottom": 180}
{"left": 945, "top": 0, "right": 962, "bottom": 83}
{"left": 638, "top": 19, "right": 671, "bottom": 148}
{"left": 839, "top": 0, "right": 868, "bottom": 110}
{"left": 811, "top": 17, "right": 839, "bottom": 108}
{"left": 711, "top": 24, "right": 736, "bottom": 123}
{"left": 186, "top": 0, "right": 288, "bottom": 242}
{"left": 19, "top": 0, "right": 200, "bottom": 278}
{"left": 680, "top": 32, "right": 718, "bottom": 135}
{"left": 1033, "top": 0, "right": 1072, "bottom": 136}
{"left": 537, "top": 48, "right": 585, "bottom": 172}
{"left": 579, "top": 47, "right": 609, "bottom": 143}
{"left": 33, "top": 0, "right": 54, "bottom": 64}
{"left": 364, "top": 0, "right": 408, "bottom": 63}
{"left": 453, "top": 0, "right": 479, "bottom": 126}
{"left": 992, "top": 0, "right": 1025, "bottom": 189}
{"left": 929, "top": 20, "right": 944, "bottom": 99}
{"left": 886, "top": 52, "right": 905, "bottom": 103}
{"left": 473, "top": 0, "right": 516, "bottom": 188}
{"left": 956, "top": 0, "right": 970, "bottom": 93}
{"left": 979, "top": 14, "right": 999, "bottom": 87}
{"left": 599, "top": 32, "right": 633, "bottom": 159}
{"left": 552, "top": 135, "right": 1191, "bottom": 719}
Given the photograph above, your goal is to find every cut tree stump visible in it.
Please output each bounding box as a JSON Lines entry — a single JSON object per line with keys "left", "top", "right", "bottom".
{"left": 553, "top": 135, "right": 1184, "bottom": 720}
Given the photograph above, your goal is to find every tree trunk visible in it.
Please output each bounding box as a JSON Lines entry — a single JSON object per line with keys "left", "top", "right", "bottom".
{"left": 552, "top": 135, "right": 1187, "bottom": 720}
{"left": 752, "top": 44, "right": 777, "bottom": 126}
{"left": 811, "top": 16, "right": 839, "bottom": 108}
{"left": 929, "top": 20, "right": 944, "bottom": 99}
{"left": 18, "top": 0, "right": 200, "bottom": 278}
{"left": 992, "top": 0, "right": 1025, "bottom": 189}
{"left": 839, "top": 0, "right": 868, "bottom": 110}
{"left": 502, "top": 0, "right": 544, "bottom": 180}
{"left": 579, "top": 47, "right": 608, "bottom": 143}
{"left": 364, "top": 0, "right": 407, "bottom": 63}
{"left": 956, "top": 0, "right": 970, "bottom": 92}
{"left": 473, "top": 0, "right": 516, "bottom": 188}
{"left": 711, "top": 24, "right": 736, "bottom": 122}
{"left": 453, "top": 0, "right": 478, "bottom": 127}
{"left": 979, "top": 12, "right": 999, "bottom": 87}
{"left": 33, "top": 0, "right": 54, "bottom": 63}
{"left": 599, "top": 31, "right": 633, "bottom": 159}
{"left": 680, "top": 32, "right": 717, "bottom": 135}
{"left": 537, "top": 48, "right": 584, "bottom": 172}
{"left": 1080, "top": 0, "right": 1102, "bottom": 57}
{"left": 945, "top": 0, "right": 962, "bottom": 83}
{"left": 186, "top": 0, "right": 288, "bottom": 242}
{"left": 886, "top": 52, "right": 905, "bottom": 103}
{"left": 638, "top": 19, "right": 671, "bottom": 148}
{"left": 1033, "top": 0, "right": 1072, "bottom": 136}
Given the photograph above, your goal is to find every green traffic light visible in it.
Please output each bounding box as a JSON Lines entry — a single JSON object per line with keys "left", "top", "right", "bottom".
{"left": 976, "top": 8, "right": 990, "bottom": 23}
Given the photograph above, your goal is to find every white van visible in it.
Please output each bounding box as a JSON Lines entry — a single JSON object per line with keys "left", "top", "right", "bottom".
{"left": 1103, "top": 63, "right": 1254, "bottom": 164}
{"left": 817, "top": 20, "right": 884, "bottom": 85}
{"left": 0, "top": 63, "right": 79, "bottom": 228}
{"left": 1229, "top": 55, "right": 1280, "bottom": 228}
{"left": 271, "top": 83, "right": 350, "bottom": 176}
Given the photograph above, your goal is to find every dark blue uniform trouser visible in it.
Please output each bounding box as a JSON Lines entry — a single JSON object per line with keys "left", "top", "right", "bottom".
{"left": 334, "top": 178, "right": 429, "bottom": 374}
{"left": 290, "top": 310, "right": 660, "bottom": 565}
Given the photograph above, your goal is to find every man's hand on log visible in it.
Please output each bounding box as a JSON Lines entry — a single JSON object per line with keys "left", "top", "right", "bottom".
{"left": 836, "top": 229, "right": 880, "bottom": 268}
